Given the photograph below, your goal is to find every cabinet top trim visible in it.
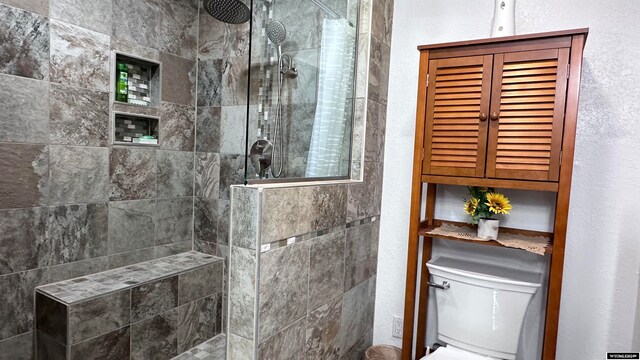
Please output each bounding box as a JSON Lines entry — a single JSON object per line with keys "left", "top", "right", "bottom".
{"left": 417, "top": 28, "right": 589, "bottom": 51}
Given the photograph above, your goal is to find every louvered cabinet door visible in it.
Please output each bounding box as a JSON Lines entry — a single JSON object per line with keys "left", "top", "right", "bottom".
{"left": 486, "top": 48, "right": 570, "bottom": 181}
{"left": 423, "top": 55, "right": 493, "bottom": 177}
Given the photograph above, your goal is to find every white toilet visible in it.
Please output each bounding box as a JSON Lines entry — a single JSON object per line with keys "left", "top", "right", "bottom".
{"left": 422, "top": 256, "right": 542, "bottom": 360}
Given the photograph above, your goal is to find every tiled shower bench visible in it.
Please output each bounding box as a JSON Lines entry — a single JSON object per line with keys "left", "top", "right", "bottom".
{"left": 34, "top": 251, "right": 224, "bottom": 360}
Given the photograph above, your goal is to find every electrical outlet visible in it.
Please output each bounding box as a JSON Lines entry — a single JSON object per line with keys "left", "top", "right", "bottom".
{"left": 392, "top": 316, "right": 403, "bottom": 338}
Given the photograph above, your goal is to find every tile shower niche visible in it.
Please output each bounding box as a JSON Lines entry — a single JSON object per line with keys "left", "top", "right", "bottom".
{"left": 111, "top": 52, "right": 162, "bottom": 146}
{"left": 113, "top": 113, "right": 159, "bottom": 145}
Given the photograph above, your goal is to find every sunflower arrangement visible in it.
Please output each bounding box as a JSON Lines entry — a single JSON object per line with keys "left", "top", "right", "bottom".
{"left": 463, "top": 186, "right": 512, "bottom": 224}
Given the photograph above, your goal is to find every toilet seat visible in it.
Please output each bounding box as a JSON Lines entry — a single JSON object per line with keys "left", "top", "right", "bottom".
{"left": 421, "top": 345, "right": 498, "bottom": 360}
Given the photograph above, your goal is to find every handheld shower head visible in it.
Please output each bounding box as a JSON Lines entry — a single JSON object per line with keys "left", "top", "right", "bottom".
{"left": 266, "top": 20, "right": 286, "bottom": 60}
{"left": 204, "top": 0, "right": 251, "bottom": 24}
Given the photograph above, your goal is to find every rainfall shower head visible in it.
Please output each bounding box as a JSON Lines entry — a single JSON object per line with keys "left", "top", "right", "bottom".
{"left": 204, "top": 0, "right": 251, "bottom": 24}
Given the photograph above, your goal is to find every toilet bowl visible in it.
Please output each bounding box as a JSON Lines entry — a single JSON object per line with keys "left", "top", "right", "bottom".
{"left": 423, "top": 256, "right": 542, "bottom": 360}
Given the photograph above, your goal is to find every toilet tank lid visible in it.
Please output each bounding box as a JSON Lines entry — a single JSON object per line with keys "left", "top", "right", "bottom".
{"left": 427, "top": 256, "right": 542, "bottom": 287}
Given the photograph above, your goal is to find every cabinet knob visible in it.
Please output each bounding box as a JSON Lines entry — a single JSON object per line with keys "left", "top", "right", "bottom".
{"left": 490, "top": 112, "right": 499, "bottom": 120}
{"left": 479, "top": 113, "right": 487, "bottom": 121}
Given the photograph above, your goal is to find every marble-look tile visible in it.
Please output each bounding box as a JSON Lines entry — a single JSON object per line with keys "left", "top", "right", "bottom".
{"left": 358, "top": 0, "right": 372, "bottom": 35}
{"left": 157, "top": 150, "right": 195, "bottom": 198}
{"left": 0, "top": 331, "right": 34, "bottom": 360}
{"left": 281, "top": 49, "right": 318, "bottom": 105}
{"left": 283, "top": 103, "right": 316, "bottom": 160}
{"left": 132, "top": 276, "right": 179, "bottom": 322}
{"left": 69, "top": 290, "right": 130, "bottom": 344}
{"left": 198, "top": 6, "right": 248, "bottom": 60}
{"left": 159, "top": 0, "right": 198, "bottom": 59}
{"left": 219, "top": 154, "right": 245, "bottom": 200}
{"left": 306, "top": 297, "right": 342, "bottom": 359}
{"left": 340, "top": 277, "right": 376, "bottom": 358}
{"left": 161, "top": 52, "right": 197, "bottom": 106}
{"left": 277, "top": 0, "right": 322, "bottom": 51}
{"left": 344, "top": 220, "right": 379, "bottom": 291}
{"left": 46, "top": 256, "right": 109, "bottom": 283}
{"left": 261, "top": 185, "right": 347, "bottom": 243}
{"left": 156, "top": 197, "right": 193, "bottom": 245}
{"left": 230, "top": 186, "right": 259, "bottom": 250}
{"left": 354, "top": 31, "right": 370, "bottom": 99}
{"left": 70, "top": 326, "right": 131, "bottom": 360}
{"left": 111, "top": 37, "right": 160, "bottom": 62}
{"left": 194, "top": 239, "right": 216, "bottom": 256}
{"left": 0, "top": 5, "right": 49, "bottom": 79}
{"left": 364, "top": 100, "right": 386, "bottom": 163}
{"left": 309, "top": 231, "right": 346, "bottom": 311}
{"left": 36, "top": 331, "right": 66, "bottom": 360}
{"left": 175, "top": 333, "right": 227, "bottom": 360}
{"left": 197, "top": 59, "right": 223, "bottom": 107}
{"left": 0, "top": 207, "right": 48, "bottom": 275}
{"left": 195, "top": 152, "right": 220, "bottom": 201}
{"left": 0, "top": 268, "right": 47, "bottom": 340}
{"left": 50, "top": 0, "right": 112, "bottom": 35}
{"left": 35, "top": 293, "right": 68, "bottom": 344}
{"left": 112, "top": 0, "right": 161, "bottom": 49}
{"left": 311, "top": 185, "right": 348, "bottom": 230}
{"left": 221, "top": 56, "right": 249, "bottom": 106}
{"left": 196, "top": 107, "right": 221, "bottom": 153}
{"left": 367, "top": 36, "right": 391, "bottom": 106}
{"left": 49, "top": 145, "right": 109, "bottom": 205}
{"left": 228, "top": 246, "right": 256, "bottom": 340}
{"left": 109, "top": 147, "right": 157, "bottom": 201}
{"left": 228, "top": 333, "right": 254, "bottom": 360}
{"left": 258, "top": 317, "right": 306, "bottom": 360}
{"left": 50, "top": 19, "right": 110, "bottom": 92}
{"left": 178, "top": 294, "right": 218, "bottom": 352}
{"left": 179, "top": 262, "right": 222, "bottom": 305}
{"left": 371, "top": 0, "right": 394, "bottom": 45}
{"left": 47, "top": 203, "right": 108, "bottom": 266}
{"left": 49, "top": 83, "right": 109, "bottom": 147}
{"left": 347, "top": 161, "right": 383, "bottom": 222}
{"left": 108, "top": 199, "right": 156, "bottom": 254}
{"left": 217, "top": 199, "right": 231, "bottom": 246}
{"left": 108, "top": 247, "right": 155, "bottom": 269}
{"left": 220, "top": 106, "right": 247, "bottom": 154}
{"left": 160, "top": 102, "right": 195, "bottom": 151}
{"left": 154, "top": 240, "right": 192, "bottom": 259}
{"left": 0, "top": 144, "right": 48, "bottom": 209}
{"left": 0, "top": 75, "right": 49, "bottom": 143}
{"left": 131, "top": 309, "right": 179, "bottom": 360}
{"left": 0, "top": 0, "right": 48, "bottom": 15}
{"left": 259, "top": 242, "right": 310, "bottom": 341}
{"left": 350, "top": 98, "right": 365, "bottom": 180}
{"left": 194, "top": 197, "right": 218, "bottom": 243}
{"left": 260, "top": 186, "right": 312, "bottom": 243}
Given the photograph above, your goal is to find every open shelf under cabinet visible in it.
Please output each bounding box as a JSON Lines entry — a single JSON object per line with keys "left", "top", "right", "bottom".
{"left": 419, "top": 219, "right": 553, "bottom": 255}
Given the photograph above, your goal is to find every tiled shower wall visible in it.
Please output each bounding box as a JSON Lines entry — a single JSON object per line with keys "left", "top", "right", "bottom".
{"left": 227, "top": 0, "right": 394, "bottom": 358}
{"left": 0, "top": 0, "right": 201, "bottom": 357}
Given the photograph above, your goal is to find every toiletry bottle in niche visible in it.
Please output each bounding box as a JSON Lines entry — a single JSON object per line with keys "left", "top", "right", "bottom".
{"left": 116, "top": 63, "right": 128, "bottom": 102}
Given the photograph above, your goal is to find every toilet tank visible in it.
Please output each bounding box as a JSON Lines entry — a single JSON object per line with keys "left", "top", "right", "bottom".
{"left": 427, "top": 257, "right": 542, "bottom": 360}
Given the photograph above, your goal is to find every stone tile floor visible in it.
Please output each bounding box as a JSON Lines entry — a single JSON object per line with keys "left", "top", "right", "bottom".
{"left": 37, "top": 251, "right": 222, "bottom": 304}
{"left": 172, "top": 334, "right": 226, "bottom": 360}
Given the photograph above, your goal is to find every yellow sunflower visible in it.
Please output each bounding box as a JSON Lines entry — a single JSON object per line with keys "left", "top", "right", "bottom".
{"left": 463, "top": 197, "right": 479, "bottom": 215}
{"left": 485, "top": 193, "right": 512, "bottom": 215}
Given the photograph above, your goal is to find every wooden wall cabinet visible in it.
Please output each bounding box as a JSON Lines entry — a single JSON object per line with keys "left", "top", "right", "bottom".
{"left": 402, "top": 29, "right": 588, "bottom": 360}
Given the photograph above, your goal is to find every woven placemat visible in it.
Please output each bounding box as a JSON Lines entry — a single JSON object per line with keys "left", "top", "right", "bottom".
{"left": 426, "top": 223, "right": 549, "bottom": 255}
